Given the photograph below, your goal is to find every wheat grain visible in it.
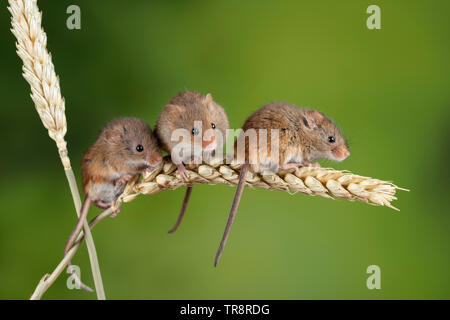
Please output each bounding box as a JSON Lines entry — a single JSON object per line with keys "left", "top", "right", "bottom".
{"left": 9, "top": 0, "right": 69, "bottom": 168}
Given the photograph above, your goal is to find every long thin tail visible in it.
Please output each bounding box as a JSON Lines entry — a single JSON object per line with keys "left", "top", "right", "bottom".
{"left": 64, "top": 197, "right": 91, "bottom": 255}
{"left": 214, "top": 163, "right": 248, "bottom": 267}
{"left": 64, "top": 197, "right": 93, "bottom": 292}
{"left": 168, "top": 186, "right": 193, "bottom": 234}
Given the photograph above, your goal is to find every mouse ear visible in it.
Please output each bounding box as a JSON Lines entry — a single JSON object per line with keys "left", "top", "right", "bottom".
{"left": 302, "top": 110, "right": 324, "bottom": 130}
{"left": 104, "top": 129, "right": 123, "bottom": 144}
{"left": 165, "top": 103, "right": 185, "bottom": 115}
{"left": 204, "top": 93, "right": 213, "bottom": 105}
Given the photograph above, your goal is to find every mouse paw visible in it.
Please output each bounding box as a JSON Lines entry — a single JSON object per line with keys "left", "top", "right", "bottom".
{"left": 193, "top": 155, "right": 203, "bottom": 165}
{"left": 109, "top": 207, "right": 121, "bottom": 218}
{"left": 280, "top": 163, "right": 301, "bottom": 171}
{"left": 301, "top": 161, "right": 320, "bottom": 168}
{"left": 177, "top": 164, "right": 189, "bottom": 183}
{"left": 115, "top": 174, "right": 133, "bottom": 187}
{"left": 141, "top": 167, "right": 153, "bottom": 176}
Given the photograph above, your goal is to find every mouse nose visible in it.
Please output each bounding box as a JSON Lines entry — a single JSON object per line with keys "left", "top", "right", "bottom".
{"left": 332, "top": 145, "right": 350, "bottom": 160}
{"left": 202, "top": 135, "right": 217, "bottom": 150}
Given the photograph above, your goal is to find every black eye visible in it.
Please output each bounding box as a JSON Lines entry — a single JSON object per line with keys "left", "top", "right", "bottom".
{"left": 211, "top": 123, "right": 216, "bottom": 129}
{"left": 328, "top": 136, "right": 336, "bottom": 143}
{"left": 191, "top": 127, "right": 199, "bottom": 136}
{"left": 136, "top": 144, "right": 144, "bottom": 152}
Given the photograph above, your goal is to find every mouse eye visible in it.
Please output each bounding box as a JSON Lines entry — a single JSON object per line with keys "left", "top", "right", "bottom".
{"left": 328, "top": 136, "right": 336, "bottom": 143}
{"left": 211, "top": 123, "right": 216, "bottom": 129}
{"left": 191, "top": 127, "right": 199, "bottom": 136}
{"left": 136, "top": 144, "right": 144, "bottom": 152}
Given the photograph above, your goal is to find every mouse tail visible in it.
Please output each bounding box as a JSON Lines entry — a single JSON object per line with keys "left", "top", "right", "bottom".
{"left": 168, "top": 186, "right": 193, "bottom": 234}
{"left": 214, "top": 162, "right": 249, "bottom": 267}
{"left": 64, "top": 196, "right": 94, "bottom": 292}
{"left": 64, "top": 196, "right": 91, "bottom": 256}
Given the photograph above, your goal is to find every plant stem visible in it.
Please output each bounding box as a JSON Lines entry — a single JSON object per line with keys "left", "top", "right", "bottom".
{"left": 30, "top": 207, "right": 114, "bottom": 300}
{"left": 64, "top": 168, "right": 106, "bottom": 300}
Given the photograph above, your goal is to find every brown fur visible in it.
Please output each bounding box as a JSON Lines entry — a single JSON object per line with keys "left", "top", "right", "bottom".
{"left": 238, "top": 102, "right": 349, "bottom": 173}
{"left": 82, "top": 117, "right": 162, "bottom": 206}
{"left": 155, "top": 91, "right": 229, "bottom": 154}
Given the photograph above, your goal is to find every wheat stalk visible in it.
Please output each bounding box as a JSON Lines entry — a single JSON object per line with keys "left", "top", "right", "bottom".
{"left": 8, "top": 0, "right": 105, "bottom": 299}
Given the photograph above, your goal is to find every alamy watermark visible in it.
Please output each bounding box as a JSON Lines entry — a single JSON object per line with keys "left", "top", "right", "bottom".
{"left": 170, "top": 125, "right": 280, "bottom": 167}
{"left": 366, "top": 265, "right": 381, "bottom": 290}
{"left": 66, "top": 5, "right": 81, "bottom": 30}
{"left": 366, "top": 5, "right": 381, "bottom": 30}
{"left": 166, "top": 118, "right": 350, "bottom": 175}
{"left": 65, "top": 5, "right": 381, "bottom": 31}
{"left": 66, "top": 264, "right": 82, "bottom": 290}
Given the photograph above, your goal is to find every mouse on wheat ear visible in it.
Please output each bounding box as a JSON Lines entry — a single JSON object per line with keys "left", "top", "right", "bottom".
{"left": 214, "top": 102, "right": 350, "bottom": 267}
{"left": 155, "top": 90, "right": 230, "bottom": 234}
{"left": 63, "top": 117, "right": 163, "bottom": 289}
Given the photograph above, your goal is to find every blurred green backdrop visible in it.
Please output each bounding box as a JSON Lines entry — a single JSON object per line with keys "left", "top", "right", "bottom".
{"left": 0, "top": 0, "right": 449, "bottom": 299}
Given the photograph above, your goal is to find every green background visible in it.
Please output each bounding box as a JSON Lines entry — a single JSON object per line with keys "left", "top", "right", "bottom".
{"left": 0, "top": 0, "right": 449, "bottom": 299}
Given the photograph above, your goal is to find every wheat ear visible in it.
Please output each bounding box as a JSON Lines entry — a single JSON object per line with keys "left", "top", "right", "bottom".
{"left": 8, "top": 0, "right": 105, "bottom": 299}
{"left": 115, "top": 157, "right": 408, "bottom": 211}
{"left": 31, "top": 157, "right": 407, "bottom": 298}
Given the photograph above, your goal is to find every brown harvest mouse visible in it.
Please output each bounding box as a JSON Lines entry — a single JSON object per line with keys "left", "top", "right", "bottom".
{"left": 214, "top": 102, "right": 350, "bottom": 267}
{"left": 155, "top": 91, "right": 229, "bottom": 234}
{"left": 64, "top": 117, "right": 163, "bottom": 274}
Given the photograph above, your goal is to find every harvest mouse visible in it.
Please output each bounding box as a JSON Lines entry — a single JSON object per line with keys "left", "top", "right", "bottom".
{"left": 214, "top": 102, "right": 350, "bottom": 267}
{"left": 64, "top": 117, "right": 163, "bottom": 282}
{"left": 155, "top": 91, "right": 229, "bottom": 233}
